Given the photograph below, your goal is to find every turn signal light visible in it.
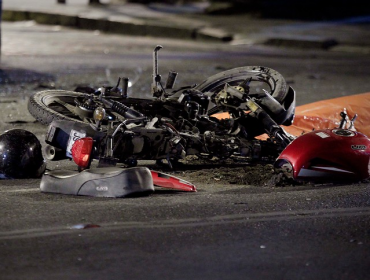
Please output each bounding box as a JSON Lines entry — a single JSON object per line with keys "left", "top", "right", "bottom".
{"left": 93, "top": 107, "right": 106, "bottom": 121}
{"left": 71, "top": 137, "right": 93, "bottom": 169}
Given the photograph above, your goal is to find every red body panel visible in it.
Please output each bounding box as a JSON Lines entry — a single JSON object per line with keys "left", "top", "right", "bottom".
{"left": 276, "top": 129, "right": 370, "bottom": 181}
{"left": 151, "top": 171, "right": 197, "bottom": 192}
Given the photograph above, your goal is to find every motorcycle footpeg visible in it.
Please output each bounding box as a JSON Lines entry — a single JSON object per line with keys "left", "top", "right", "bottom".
{"left": 40, "top": 167, "right": 154, "bottom": 198}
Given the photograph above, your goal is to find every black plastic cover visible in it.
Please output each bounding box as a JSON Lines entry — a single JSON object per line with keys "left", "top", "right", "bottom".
{"left": 40, "top": 167, "right": 154, "bottom": 197}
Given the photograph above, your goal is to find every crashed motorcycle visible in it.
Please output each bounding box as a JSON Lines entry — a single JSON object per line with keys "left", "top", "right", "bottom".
{"left": 28, "top": 46, "right": 370, "bottom": 184}
{"left": 28, "top": 46, "right": 295, "bottom": 170}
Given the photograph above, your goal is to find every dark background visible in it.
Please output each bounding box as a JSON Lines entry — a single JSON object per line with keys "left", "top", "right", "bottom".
{"left": 124, "top": 0, "right": 370, "bottom": 20}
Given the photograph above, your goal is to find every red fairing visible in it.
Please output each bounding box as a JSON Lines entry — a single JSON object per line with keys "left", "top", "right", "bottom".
{"left": 151, "top": 171, "right": 196, "bottom": 192}
{"left": 276, "top": 129, "right": 370, "bottom": 181}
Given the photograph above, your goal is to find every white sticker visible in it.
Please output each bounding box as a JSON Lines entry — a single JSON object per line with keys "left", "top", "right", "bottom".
{"left": 316, "top": 132, "right": 330, "bottom": 139}
{"left": 66, "top": 129, "right": 86, "bottom": 154}
{"left": 46, "top": 125, "right": 56, "bottom": 142}
{"left": 96, "top": 186, "right": 109, "bottom": 192}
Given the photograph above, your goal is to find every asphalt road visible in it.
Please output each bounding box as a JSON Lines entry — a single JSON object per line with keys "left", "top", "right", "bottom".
{"left": 1, "top": 21, "right": 370, "bottom": 280}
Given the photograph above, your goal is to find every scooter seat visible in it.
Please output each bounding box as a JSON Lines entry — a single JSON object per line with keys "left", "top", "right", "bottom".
{"left": 40, "top": 167, "right": 154, "bottom": 197}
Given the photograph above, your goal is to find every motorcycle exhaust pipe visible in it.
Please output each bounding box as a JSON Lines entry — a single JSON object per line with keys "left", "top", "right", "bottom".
{"left": 44, "top": 145, "right": 68, "bottom": 161}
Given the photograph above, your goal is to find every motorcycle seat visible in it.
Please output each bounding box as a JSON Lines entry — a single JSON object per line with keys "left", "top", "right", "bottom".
{"left": 40, "top": 167, "right": 154, "bottom": 197}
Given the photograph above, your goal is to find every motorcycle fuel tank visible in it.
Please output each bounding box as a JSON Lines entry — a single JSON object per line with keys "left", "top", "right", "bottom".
{"left": 275, "top": 129, "right": 370, "bottom": 181}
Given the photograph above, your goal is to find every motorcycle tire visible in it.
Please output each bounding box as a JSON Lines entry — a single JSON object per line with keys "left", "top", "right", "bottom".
{"left": 28, "top": 66, "right": 288, "bottom": 126}
{"left": 28, "top": 90, "right": 88, "bottom": 125}
{"left": 195, "top": 66, "right": 288, "bottom": 103}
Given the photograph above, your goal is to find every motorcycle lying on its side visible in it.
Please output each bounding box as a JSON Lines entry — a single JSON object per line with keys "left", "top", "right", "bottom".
{"left": 28, "top": 46, "right": 370, "bottom": 195}
{"left": 28, "top": 46, "right": 296, "bottom": 169}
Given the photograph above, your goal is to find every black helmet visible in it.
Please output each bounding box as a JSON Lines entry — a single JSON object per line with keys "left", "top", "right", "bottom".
{"left": 0, "top": 129, "right": 46, "bottom": 179}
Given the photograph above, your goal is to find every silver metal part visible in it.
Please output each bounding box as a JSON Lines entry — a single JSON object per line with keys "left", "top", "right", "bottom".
{"left": 151, "top": 45, "right": 163, "bottom": 97}
{"left": 348, "top": 113, "right": 358, "bottom": 131}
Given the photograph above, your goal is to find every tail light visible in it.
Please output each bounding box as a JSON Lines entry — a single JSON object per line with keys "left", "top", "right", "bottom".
{"left": 71, "top": 137, "right": 93, "bottom": 169}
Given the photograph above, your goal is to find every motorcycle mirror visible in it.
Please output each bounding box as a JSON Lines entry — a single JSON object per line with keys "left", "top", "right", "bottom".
{"left": 71, "top": 137, "right": 94, "bottom": 170}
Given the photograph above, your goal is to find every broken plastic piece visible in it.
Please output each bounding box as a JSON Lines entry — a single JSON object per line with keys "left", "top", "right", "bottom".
{"left": 151, "top": 170, "right": 196, "bottom": 192}
{"left": 70, "top": 224, "right": 101, "bottom": 230}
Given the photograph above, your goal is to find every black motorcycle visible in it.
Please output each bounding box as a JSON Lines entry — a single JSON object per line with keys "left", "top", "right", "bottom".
{"left": 28, "top": 45, "right": 296, "bottom": 170}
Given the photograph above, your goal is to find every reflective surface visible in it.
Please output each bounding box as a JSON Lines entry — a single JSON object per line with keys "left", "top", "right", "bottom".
{"left": 0, "top": 129, "right": 45, "bottom": 178}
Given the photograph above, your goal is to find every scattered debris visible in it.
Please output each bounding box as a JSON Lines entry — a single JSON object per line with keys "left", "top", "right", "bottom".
{"left": 70, "top": 224, "right": 101, "bottom": 229}
{"left": 168, "top": 164, "right": 298, "bottom": 187}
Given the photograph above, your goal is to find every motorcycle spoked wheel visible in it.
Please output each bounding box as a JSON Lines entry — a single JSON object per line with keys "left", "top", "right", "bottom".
{"left": 28, "top": 66, "right": 288, "bottom": 125}
{"left": 195, "top": 66, "right": 288, "bottom": 103}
